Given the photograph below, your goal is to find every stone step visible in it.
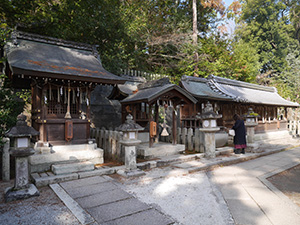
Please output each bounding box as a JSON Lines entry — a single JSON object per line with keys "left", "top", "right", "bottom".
{"left": 31, "top": 167, "right": 119, "bottom": 187}
{"left": 52, "top": 143, "right": 97, "bottom": 152}
{"left": 29, "top": 145, "right": 104, "bottom": 173}
{"left": 52, "top": 161, "right": 95, "bottom": 175}
{"left": 137, "top": 143, "right": 185, "bottom": 159}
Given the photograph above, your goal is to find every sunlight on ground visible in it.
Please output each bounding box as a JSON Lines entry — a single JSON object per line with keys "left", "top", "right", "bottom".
{"left": 154, "top": 175, "right": 201, "bottom": 197}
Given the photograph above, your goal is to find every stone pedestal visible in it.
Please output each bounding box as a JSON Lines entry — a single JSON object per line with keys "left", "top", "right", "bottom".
{"left": 120, "top": 139, "right": 141, "bottom": 171}
{"left": 199, "top": 127, "right": 220, "bottom": 158}
{"left": 124, "top": 145, "right": 137, "bottom": 171}
{"left": 245, "top": 124, "right": 256, "bottom": 144}
{"left": 245, "top": 121, "right": 258, "bottom": 153}
{"left": 244, "top": 108, "right": 259, "bottom": 144}
{"left": 5, "top": 148, "right": 40, "bottom": 202}
{"left": 118, "top": 140, "right": 145, "bottom": 178}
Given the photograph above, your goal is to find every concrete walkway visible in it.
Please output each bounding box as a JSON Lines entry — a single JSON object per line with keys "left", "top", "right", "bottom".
{"left": 50, "top": 146, "right": 300, "bottom": 225}
{"left": 210, "top": 147, "right": 300, "bottom": 225}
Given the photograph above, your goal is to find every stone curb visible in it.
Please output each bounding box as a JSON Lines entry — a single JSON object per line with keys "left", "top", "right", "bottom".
{"left": 257, "top": 160, "right": 300, "bottom": 218}
{"left": 50, "top": 183, "right": 96, "bottom": 225}
{"left": 31, "top": 145, "right": 298, "bottom": 187}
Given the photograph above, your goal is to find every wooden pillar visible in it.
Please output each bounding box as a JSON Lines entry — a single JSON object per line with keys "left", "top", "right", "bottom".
{"left": 149, "top": 104, "right": 154, "bottom": 148}
{"left": 172, "top": 106, "right": 177, "bottom": 145}
{"left": 155, "top": 103, "right": 159, "bottom": 143}
{"left": 86, "top": 88, "right": 91, "bottom": 119}
{"left": 65, "top": 84, "right": 71, "bottom": 119}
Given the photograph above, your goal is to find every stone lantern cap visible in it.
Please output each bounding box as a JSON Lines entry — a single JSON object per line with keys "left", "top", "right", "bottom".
{"left": 196, "top": 102, "right": 222, "bottom": 120}
{"left": 244, "top": 108, "right": 260, "bottom": 118}
{"left": 5, "top": 114, "right": 39, "bottom": 138}
{"left": 116, "top": 114, "right": 144, "bottom": 132}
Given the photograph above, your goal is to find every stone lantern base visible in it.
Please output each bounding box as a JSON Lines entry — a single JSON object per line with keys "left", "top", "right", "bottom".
{"left": 5, "top": 184, "right": 40, "bottom": 203}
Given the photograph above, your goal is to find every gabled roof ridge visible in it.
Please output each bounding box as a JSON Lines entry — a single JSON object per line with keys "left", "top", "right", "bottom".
{"left": 138, "top": 77, "right": 171, "bottom": 90}
{"left": 12, "top": 30, "right": 96, "bottom": 52}
{"left": 181, "top": 75, "right": 207, "bottom": 83}
{"left": 208, "top": 75, "right": 276, "bottom": 93}
{"left": 207, "top": 78, "right": 247, "bottom": 102}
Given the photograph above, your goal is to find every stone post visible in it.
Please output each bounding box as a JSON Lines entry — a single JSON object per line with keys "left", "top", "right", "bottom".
{"left": 194, "top": 129, "right": 200, "bottom": 152}
{"left": 197, "top": 102, "right": 222, "bottom": 159}
{"left": 182, "top": 128, "right": 187, "bottom": 147}
{"left": 187, "top": 128, "right": 193, "bottom": 151}
{"left": 2, "top": 138, "right": 10, "bottom": 181}
{"left": 177, "top": 127, "right": 181, "bottom": 144}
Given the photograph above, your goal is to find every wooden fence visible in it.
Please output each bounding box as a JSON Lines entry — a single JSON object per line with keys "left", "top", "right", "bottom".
{"left": 288, "top": 120, "right": 300, "bottom": 137}
{"left": 120, "top": 69, "right": 173, "bottom": 82}
{"left": 90, "top": 128, "right": 124, "bottom": 162}
{"left": 161, "top": 127, "right": 205, "bottom": 152}
{"left": 90, "top": 126, "right": 206, "bottom": 162}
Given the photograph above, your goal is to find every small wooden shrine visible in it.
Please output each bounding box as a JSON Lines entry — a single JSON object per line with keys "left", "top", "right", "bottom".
{"left": 119, "top": 78, "right": 197, "bottom": 147}
{"left": 180, "top": 75, "right": 299, "bottom": 132}
{"left": 4, "top": 31, "right": 126, "bottom": 145}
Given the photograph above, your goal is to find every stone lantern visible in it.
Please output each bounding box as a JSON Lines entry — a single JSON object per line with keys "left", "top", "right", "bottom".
{"left": 198, "top": 102, "right": 222, "bottom": 158}
{"left": 116, "top": 114, "right": 145, "bottom": 177}
{"left": 244, "top": 108, "right": 259, "bottom": 144}
{"left": 4, "top": 113, "right": 40, "bottom": 202}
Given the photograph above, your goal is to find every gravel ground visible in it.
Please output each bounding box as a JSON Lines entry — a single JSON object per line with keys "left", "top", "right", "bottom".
{"left": 267, "top": 164, "right": 300, "bottom": 207}
{"left": 122, "top": 167, "right": 234, "bottom": 225}
{"left": 0, "top": 180, "right": 80, "bottom": 225}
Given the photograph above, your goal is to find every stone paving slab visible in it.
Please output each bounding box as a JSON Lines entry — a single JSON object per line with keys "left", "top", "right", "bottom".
{"left": 58, "top": 176, "right": 175, "bottom": 224}
{"left": 63, "top": 181, "right": 119, "bottom": 199}
{"left": 60, "top": 176, "right": 108, "bottom": 190}
{"left": 102, "top": 208, "right": 174, "bottom": 225}
{"left": 76, "top": 189, "right": 132, "bottom": 209}
{"left": 87, "top": 198, "right": 152, "bottom": 223}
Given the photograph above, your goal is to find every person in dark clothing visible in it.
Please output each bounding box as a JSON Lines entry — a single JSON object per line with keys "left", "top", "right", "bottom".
{"left": 232, "top": 114, "right": 247, "bottom": 154}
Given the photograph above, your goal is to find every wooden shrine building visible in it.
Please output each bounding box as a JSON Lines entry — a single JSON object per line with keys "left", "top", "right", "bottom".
{"left": 180, "top": 75, "right": 299, "bottom": 132}
{"left": 118, "top": 78, "right": 197, "bottom": 147}
{"left": 4, "top": 31, "right": 126, "bottom": 145}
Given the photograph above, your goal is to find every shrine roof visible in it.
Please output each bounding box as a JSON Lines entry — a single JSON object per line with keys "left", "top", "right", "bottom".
{"left": 121, "top": 79, "right": 197, "bottom": 105}
{"left": 181, "top": 75, "right": 299, "bottom": 107}
{"left": 5, "top": 31, "right": 126, "bottom": 85}
{"left": 180, "top": 75, "right": 232, "bottom": 101}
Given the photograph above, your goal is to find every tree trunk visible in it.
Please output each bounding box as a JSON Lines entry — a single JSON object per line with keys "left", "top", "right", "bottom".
{"left": 192, "top": 0, "right": 198, "bottom": 77}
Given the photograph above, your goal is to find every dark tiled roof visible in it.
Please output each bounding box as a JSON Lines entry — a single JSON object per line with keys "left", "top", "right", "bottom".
{"left": 181, "top": 75, "right": 299, "bottom": 107}
{"left": 121, "top": 83, "right": 197, "bottom": 104}
{"left": 5, "top": 31, "right": 126, "bottom": 84}
{"left": 180, "top": 75, "right": 232, "bottom": 101}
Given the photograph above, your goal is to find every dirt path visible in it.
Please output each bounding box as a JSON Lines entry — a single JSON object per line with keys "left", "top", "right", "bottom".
{"left": 267, "top": 164, "right": 300, "bottom": 207}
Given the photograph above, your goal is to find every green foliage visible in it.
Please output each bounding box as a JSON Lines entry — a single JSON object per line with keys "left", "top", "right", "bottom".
{"left": 0, "top": 27, "right": 25, "bottom": 147}
{"left": 176, "top": 35, "right": 260, "bottom": 82}
{"left": 236, "top": 0, "right": 297, "bottom": 75}
{"left": 275, "top": 43, "right": 300, "bottom": 103}
{"left": 0, "top": 75, "right": 25, "bottom": 147}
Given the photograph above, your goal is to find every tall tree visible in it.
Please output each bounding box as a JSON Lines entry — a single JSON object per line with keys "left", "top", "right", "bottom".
{"left": 236, "top": 0, "right": 296, "bottom": 75}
